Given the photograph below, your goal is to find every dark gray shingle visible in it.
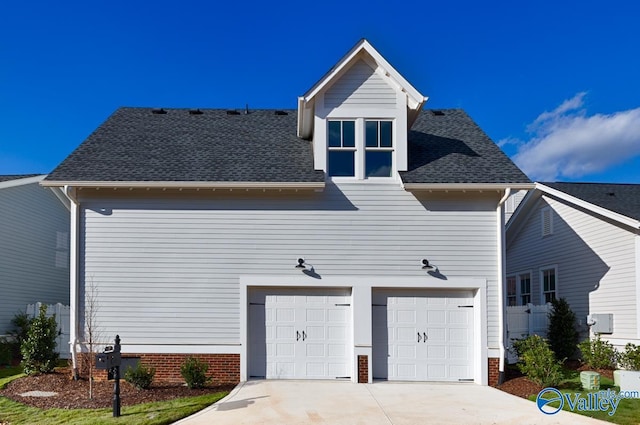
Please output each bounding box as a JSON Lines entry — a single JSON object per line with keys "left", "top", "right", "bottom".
{"left": 0, "top": 174, "right": 41, "bottom": 183}
{"left": 399, "top": 109, "right": 530, "bottom": 184}
{"left": 45, "top": 108, "right": 530, "bottom": 185}
{"left": 543, "top": 182, "right": 640, "bottom": 222}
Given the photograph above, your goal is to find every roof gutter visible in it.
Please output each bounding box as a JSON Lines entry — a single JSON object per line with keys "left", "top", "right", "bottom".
{"left": 40, "top": 181, "right": 326, "bottom": 191}
{"left": 403, "top": 183, "right": 534, "bottom": 192}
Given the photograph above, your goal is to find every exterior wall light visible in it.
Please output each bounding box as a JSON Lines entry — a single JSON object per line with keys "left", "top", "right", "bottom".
{"left": 295, "top": 258, "right": 306, "bottom": 269}
{"left": 422, "top": 259, "right": 434, "bottom": 270}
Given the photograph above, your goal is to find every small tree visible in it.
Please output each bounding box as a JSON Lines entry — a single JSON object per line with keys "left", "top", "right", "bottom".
{"left": 21, "top": 305, "right": 60, "bottom": 375}
{"left": 547, "top": 298, "right": 579, "bottom": 362}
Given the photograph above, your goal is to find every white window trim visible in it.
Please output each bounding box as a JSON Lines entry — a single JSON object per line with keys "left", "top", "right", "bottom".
{"left": 506, "top": 275, "right": 517, "bottom": 307}
{"left": 326, "top": 117, "right": 397, "bottom": 181}
{"left": 516, "top": 270, "right": 533, "bottom": 306}
{"left": 539, "top": 265, "right": 558, "bottom": 304}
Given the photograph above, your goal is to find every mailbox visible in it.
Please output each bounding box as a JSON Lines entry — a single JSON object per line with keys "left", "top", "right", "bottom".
{"left": 95, "top": 344, "right": 122, "bottom": 371}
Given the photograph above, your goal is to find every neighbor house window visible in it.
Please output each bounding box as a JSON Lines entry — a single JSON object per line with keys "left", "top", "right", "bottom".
{"left": 541, "top": 267, "right": 557, "bottom": 303}
{"left": 506, "top": 276, "right": 517, "bottom": 306}
{"left": 519, "top": 273, "right": 531, "bottom": 305}
{"left": 327, "top": 119, "right": 393, "bottom": 178}
{"left": 328, "top": 120, "right": 356, "bottom": 177}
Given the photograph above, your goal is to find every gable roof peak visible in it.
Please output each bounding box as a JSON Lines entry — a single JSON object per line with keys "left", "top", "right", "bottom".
{"left": 297, "top": 39, "right": 427, "bottom": 139}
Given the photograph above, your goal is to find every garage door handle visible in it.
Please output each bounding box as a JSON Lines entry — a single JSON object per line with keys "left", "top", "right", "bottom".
{"left": 296, "top": 331, "right": 301, "bottom": 341}
{"left": 417, "top": 332, "right": 421, "bottom": 343}
{"left": 423, "top": 332, "right": 428, "bottom": 342}
{"left": 302, "top": 331, "right": 307, "bottom": 341}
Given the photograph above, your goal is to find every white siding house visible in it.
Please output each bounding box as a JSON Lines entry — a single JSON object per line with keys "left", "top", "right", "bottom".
{"left": 0, "top": 175, "right": 70, "bottom": 335}
{"left": 506, "top": 182, "right": 640, "bottom": 348}
{"left": 43, "top": 40, "right": 531, "bottom": 385}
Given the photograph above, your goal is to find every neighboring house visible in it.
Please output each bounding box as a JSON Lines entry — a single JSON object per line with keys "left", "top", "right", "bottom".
{"left": 506, "top": 182, "right": 640, "bottom": 348}
{"left": 42, "top": 40, "right": 531, "bottom": 385}
{"left": 0, "top": 174, "right": 70, "bottom": 335}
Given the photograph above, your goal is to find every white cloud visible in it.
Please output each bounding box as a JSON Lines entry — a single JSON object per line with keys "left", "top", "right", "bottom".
{"left": 511, "top": 93, "right": 640, "bottom": 181}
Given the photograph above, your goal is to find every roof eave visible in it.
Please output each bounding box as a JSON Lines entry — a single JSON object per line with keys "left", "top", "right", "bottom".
{"left": 0, "top": 174, "right": 46, "bottom": 189}
{"left": 297, "top": 39, "right": 426, "bottom": 137}
{"left": 403, "top": 182, "right": 534, "bottom": 192}
{"left": 40, "top": 180, "right": 326, "bottom": 191}
{"left": 536, "top": 182, "right": 640, "bottom": 229}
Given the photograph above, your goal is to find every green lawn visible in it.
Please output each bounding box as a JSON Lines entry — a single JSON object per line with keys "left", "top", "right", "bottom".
{"left": 0, "top": 367, "right": 229, "bottom": 425}
{"left": 529, "top": 369, "right": 640, "bottom": 425}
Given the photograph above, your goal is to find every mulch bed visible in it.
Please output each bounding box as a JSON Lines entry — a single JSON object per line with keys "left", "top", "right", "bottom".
{"left": 1, "top": 368, "right": 235, "bottom": 409}
{"left": 496, "top": 360, "right": 615, "bottom": 399}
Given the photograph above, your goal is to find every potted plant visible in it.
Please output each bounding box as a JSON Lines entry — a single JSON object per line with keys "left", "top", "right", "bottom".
{"left": 614, "top": 343, "right": 640, "bottom": 392}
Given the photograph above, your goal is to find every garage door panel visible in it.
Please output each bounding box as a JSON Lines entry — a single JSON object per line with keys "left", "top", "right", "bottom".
{"left": 373, "top": 289, "right": 474, "bottom": 382}
{"left": 250, "top": 288, "right": 351, "bottom": 380}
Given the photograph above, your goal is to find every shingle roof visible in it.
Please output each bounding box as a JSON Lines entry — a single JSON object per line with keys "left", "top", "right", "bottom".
{"left": 45, "top": 107, "right": 530, "bottom": 185}
{"left": 0, "top": 174, "right": 41, "bottom": 183}
{"left": 399, "top": 109, "right": 530, "bottom": 184}
{"left": 46, "top": 108, "right": 323, "bottom": 183}
{"left": 542, "top": 182, "right": 640, "bottom": 222}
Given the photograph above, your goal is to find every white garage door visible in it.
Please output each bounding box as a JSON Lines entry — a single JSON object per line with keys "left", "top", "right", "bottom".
{"left": 372, "top": 289, "right": 474, "bottom": 382}
{"left": 249, "top": 288, "right": 351, "bottom": 380}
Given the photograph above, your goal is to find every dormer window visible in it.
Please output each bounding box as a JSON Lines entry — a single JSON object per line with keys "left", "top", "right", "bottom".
{"left": 327, "top": 119, "right": 394, "bottom": 179}
{"left": 365, "top": 120, "right": 393, "bottom": 177}
{"left": 328, "top": 120, "right": 356, "bottom": 177}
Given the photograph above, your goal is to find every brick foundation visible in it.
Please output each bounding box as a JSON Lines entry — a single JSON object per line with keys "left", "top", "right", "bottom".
{"left": 358, "top": 355, "right": 368, "bottom": 383}
{"left": 78, "top": 353, "right": 240, "bottom": 384}
{"left": 488, "top": 357, "right": 500, "bottom": 387}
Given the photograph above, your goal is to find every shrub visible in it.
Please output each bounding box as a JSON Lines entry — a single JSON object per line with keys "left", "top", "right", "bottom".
{"left": 513, "top": 334, "right": 564, "bottom": 387}
{"left": 578, "top": 335, "right": 617, "bottom": 370}
{"left": 124, "top": 363, "right": 156, "bottom": 389}
{"left": 0, "top": 337, "right": 11, "bottom": 366}
{"left": 7, "top": 312, "right": 33, "bottom": 360}
{"left": 547, "top": 298, "right": 578, "bottom": 362}
{"left": 618, "top": 343, "right": 640, "bottom": 371}
{"left": 180, "top": 357, "right": 211, "bottom": 389}
{"left": 20, "top": 305, "right": 60, "bottom": 375}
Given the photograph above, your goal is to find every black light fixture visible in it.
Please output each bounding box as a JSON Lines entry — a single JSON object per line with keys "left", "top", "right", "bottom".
{"left": 422, "top": 259, "right": 434, "bottom": 270}
{"left": 295, "top": 258, "right": 306, "bottom": 269}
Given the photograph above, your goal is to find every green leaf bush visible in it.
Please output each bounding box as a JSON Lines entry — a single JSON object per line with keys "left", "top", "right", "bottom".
{"left": 180, "top": 357, "right": 211, "bottom": 389}
{"left": 124, "top": 363, "right": 156, "bottom": 389}
{"left": 578, "top": 335, "right": 617, "bottom": 369}
{"left": 618, "top": 343, "right": 640, "bottom": 371}
{"left": 513, "top": 334, "right": 564, "bottom": 387}
{"left": 20, "top": 305, "right": 60, "bottom": 375}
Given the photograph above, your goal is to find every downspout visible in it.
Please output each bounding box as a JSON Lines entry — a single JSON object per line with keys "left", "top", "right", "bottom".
{"left": 497, "top": 188, "right": 511, "bottom": 385}
{"left": 63, "top": 185, "right": 81, "bottom": 380}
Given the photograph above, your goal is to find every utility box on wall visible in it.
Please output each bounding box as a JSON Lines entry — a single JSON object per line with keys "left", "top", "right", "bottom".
{"left": 587, "top": 314, "right": 613, "bottom": 334}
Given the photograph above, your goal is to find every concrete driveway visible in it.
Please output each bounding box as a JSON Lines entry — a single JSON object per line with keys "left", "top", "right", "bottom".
{"left": 175, "top": 380, "right": 608, "bottom": 425}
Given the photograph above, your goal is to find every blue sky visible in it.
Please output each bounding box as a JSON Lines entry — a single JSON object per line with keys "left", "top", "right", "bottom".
{"left": 2, "top": 0, "right": 640, "bottom": 183}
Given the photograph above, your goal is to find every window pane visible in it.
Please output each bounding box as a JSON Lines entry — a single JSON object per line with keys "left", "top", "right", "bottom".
{"left": 365, "top": 121, "right": 378, "bottom": 147}
{"left": 380, "top": 121, "right": 392, "bottom": 147}
{"left": 365, "top": 151, "right": 392, "bottom": 177}
{"left": 328, "top": 121, "right": 341, "bottom": 147}
{"left": 342, "top": 121, "right": 355, "bottom": 147}
{"left": 328, "top": 151, "right": 355, "bottom": 177}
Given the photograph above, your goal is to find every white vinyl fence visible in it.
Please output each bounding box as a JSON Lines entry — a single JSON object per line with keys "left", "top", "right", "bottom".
{"left": 506, "top": 303, "right": 552, "bottom": 363}
{"left": 25, "top": 302, "right": 71, "bottom": 359}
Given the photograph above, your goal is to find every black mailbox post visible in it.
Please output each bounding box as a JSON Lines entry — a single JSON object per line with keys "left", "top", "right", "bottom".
{"left": 95, "top": 335, "right": 122, "bottom": 417}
